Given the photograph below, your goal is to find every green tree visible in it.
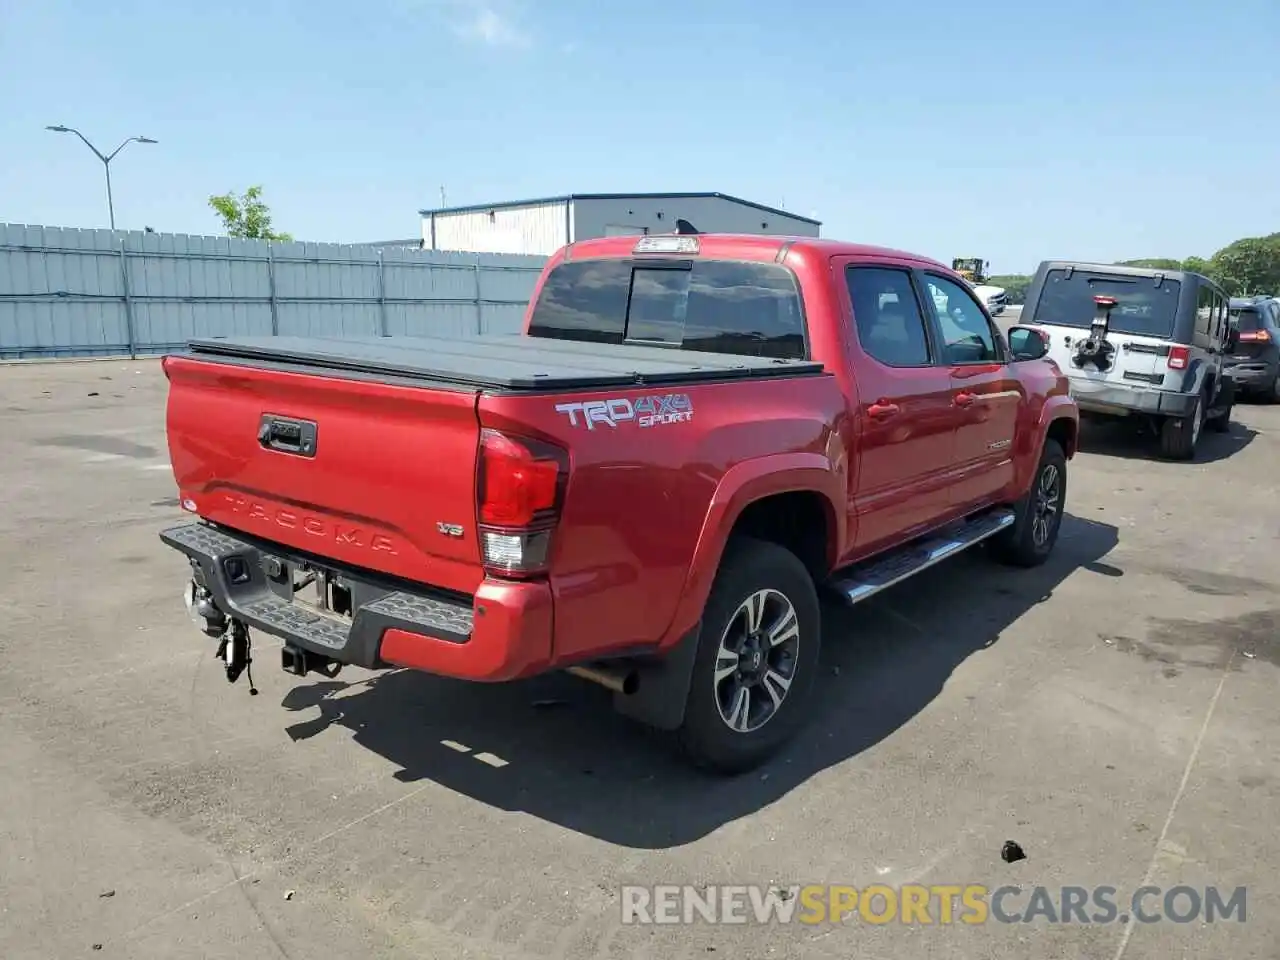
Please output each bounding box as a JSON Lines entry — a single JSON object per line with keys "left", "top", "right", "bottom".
{"left": 988, "top": 274, "right": 1032, "bottom": 305}
{"left": 990, "top": 231, "right": 1280, "bottom": 307}
{"left": 1208, "top": 234, "right": 1280, "bottom": 297}
{"left": 208, "top": 185, "right": 293, "bottom": 241}
{"left": 1181, "top": 255, "right": 1212, "bottom": 276}
{"left": 1115, "top": 258, "right": 1182, "bottom": 270}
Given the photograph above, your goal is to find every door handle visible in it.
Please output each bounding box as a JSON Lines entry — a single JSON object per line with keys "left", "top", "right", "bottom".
{"left": 953, "top": 392, "right": 976, "bottom": 408}
{"left": 867, "top": 401, "right": 900, "bottom": 419}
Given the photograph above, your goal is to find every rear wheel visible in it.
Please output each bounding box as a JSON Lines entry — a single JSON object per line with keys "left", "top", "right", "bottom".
{"left": 1159, "top": 392, "right": 1203, "bottom": 460}
{"left": 1206, "top": 377, "right": 1234, "bottom": 433}
{"left": 991, "top": 439, "right": 1066, "bottom": 568}
{"left": 678, "top": 537, "right": 821, "bottom": 775}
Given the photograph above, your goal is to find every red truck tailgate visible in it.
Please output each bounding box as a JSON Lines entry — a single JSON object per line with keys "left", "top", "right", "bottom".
{"left": 163, "top": 354, "right": 485, "bottom": 595}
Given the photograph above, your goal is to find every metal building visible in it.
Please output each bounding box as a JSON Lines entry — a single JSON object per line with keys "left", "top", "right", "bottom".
{"left": 419, "top": 192, "right": 821, "bottom": 255}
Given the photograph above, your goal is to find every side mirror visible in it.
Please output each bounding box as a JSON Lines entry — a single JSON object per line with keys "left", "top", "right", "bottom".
{"left": 1008, "top": 325, "right": 1049, "bottom": 361}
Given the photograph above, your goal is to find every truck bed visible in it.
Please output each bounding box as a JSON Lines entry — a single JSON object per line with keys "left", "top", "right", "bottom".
{"left": 186, "top": 334, "right": 826, "bottom": 391}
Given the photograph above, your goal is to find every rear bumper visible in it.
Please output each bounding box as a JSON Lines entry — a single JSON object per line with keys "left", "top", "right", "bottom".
{"left": 1223, "top": 358, "right": 1279, "bottom": 389}
{"left": 160, "top": 522, "right": 553, "bottom": 682}
{"left": 1067, "top": 379, "right": 1197, "bottom": 417}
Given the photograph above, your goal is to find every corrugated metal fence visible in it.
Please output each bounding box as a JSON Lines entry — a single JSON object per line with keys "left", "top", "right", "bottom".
{"left": 0, "top": 223, "right": 549, "bottom": 359}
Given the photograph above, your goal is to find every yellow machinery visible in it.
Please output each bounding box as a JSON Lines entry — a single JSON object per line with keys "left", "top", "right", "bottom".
{"left": 951, "top": 258, "right": 990, "bottom": 284}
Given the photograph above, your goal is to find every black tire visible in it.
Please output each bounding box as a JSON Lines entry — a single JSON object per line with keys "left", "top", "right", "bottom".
{"left": 1158, "top": 392, "right": 1203, "bottom": 460}
{"left": 1206, "top": 377, "right": 1234, "bottom": 433}
{"left": 677, "top": 537, "right": 821, "bottom": 775}
{"left": 990, "top": 439, "right": 1067, "bottom": 568}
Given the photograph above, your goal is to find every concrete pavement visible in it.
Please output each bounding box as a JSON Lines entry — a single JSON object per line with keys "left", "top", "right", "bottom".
{"left": 1, "top": 358, "right": 1276, "bottom": 959}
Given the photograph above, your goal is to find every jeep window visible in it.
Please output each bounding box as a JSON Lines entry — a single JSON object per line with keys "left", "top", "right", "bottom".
{"left": 527, "top": 259, "right": 805, "bottom": 359}
{"left": 846, "top": 266, "right": 931, "bottom": 366}
{"left": 922, "top": 274, "right": 1000, "bottom": 363}
{"left": 1034, "top": 269, "right": 1182, "bottom": 339}
{"left": 1196, "top": 284, "right": 1215, "bottom": 337}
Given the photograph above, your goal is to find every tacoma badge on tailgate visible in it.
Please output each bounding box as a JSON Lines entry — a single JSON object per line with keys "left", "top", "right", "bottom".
{"left": 222, "top": 494, "right": 399, "bottom": 555}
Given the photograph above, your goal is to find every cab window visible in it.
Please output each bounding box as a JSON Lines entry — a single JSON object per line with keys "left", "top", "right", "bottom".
{"left": 527, "top": 259, "right": 806, "bottom": 359}
{"left": 845, "top": 267, "right": 931, "bottom": 367}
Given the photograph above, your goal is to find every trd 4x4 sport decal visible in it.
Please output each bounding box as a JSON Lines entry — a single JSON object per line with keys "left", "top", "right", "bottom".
{"left": 555, "top": 394, "right": 694, "bottom": 431}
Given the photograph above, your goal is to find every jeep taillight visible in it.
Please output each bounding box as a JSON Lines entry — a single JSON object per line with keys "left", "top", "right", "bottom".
{"left": 476, "top": 429, "right": 568, "bottom": 578}
{"left": 1168, "top": 345, "right": 1191, "bottom": 370}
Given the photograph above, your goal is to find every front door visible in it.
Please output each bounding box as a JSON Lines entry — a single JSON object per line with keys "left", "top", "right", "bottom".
{"left": 842, "top": 262, "right": 958, "bottom": 558}
{"left": 919, "top": 272, "right": 1023, "bottom": 509}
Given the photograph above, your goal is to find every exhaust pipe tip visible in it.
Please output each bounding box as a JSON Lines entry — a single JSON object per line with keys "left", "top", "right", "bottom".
{"left": 567, "top": 664, "right": 639, "bottom": 696}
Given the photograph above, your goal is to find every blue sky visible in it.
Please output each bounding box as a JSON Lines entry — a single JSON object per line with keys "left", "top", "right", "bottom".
{"left": 2, "top": 0, "right": 1277, "bottom": 275}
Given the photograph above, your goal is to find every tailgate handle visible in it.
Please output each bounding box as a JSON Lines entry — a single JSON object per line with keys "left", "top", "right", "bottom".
{"left": 258, "top": 414, "right": 317, "bottom": 457}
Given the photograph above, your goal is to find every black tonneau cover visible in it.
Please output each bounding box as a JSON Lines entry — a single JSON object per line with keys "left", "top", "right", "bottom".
{"left": 184, "top": 334, "right": 826, "bottom": 391}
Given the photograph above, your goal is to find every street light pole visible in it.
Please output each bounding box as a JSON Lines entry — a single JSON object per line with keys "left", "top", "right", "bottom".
{"left": 46, "top": 125, "right": 158, "bottom": 230}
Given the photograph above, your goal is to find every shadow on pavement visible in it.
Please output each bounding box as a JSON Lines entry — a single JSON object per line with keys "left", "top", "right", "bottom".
{"left": 280, "top": 513, "right": 1119, "bottom": 849}
{"left": 1078, "top": 416, "right": 1257, "bottom": 464}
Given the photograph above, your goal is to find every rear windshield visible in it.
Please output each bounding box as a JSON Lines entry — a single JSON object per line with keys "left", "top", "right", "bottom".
{"left": 527, "top": 259, "right": 806, "bottom": 359}
{"left": 1228, "top": 307, "right": 1262, "bottom": 333}
{"left": 1033, "top": 269, "right": 1182, "bottom": 339}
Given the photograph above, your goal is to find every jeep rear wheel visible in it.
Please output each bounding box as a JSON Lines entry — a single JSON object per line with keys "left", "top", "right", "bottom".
{"left": 678, "top": 537, "right": 820, "bottom": 774}
{"left": 1159, "top": 393, "right": 1203, "bottom": 460}
{"left": 1206, "top": 377, "right": 1234, "bottom": 433}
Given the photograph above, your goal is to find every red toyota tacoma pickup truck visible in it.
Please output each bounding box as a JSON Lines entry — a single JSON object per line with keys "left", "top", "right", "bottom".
{"left": 160, "top": 232, "right": 1077, "bottom": 773}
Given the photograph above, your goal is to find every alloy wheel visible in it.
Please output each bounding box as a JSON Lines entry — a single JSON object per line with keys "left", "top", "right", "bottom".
{"left": 1032, "top": 463, "right": 1061, "bottom": 548}
{"left": 713, "top": 589, "right": 801, "bottom": 734}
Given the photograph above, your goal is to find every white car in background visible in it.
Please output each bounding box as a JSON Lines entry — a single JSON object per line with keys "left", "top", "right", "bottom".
{"left": 931, "top": 279, "right": 1008, "bottom": 318}
{"left": 970, "top": 281, "right": 1008, "bottom": 316}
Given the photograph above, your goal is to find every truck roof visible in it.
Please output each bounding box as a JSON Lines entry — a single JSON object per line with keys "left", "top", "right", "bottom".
{"left": 563, "top": 233, "right": 950, "bottom": 269}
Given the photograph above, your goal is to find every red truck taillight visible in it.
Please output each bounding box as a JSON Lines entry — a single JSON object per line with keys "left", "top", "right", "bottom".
{"left": 1167, "top": 345, "right": 1191, "bottom": 370}
{"left": 476, "top": 429, "right": 569, "bottom": 578}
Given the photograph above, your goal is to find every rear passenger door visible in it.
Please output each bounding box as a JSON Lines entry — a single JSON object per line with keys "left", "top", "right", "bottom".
{"left": 918, "top": 272, "right": 1022, "bottom": 508}
{"left": 842, "top": 262, "right": 957, "bottom": 555}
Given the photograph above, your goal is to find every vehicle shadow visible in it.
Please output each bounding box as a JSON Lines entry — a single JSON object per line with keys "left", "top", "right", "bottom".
{"left": 280, "top": 513, "right": 1119, "bottom": 850}
{"left": 1077, "top": 417, "right": 1257, "bottom": 464}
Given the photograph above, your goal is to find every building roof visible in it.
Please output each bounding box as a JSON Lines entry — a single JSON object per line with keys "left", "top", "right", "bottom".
{"left": 417, "top": 192, "right": 821, "bottom": 226}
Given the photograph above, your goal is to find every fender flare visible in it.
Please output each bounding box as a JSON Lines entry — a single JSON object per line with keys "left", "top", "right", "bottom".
{"left": 658, "top": 452, "right": 845, "bottom": 650}
{"left": 1178, "top": 358, "right": 1211, "bottom": 396}
{"left": 1037, "top": 395, "right": 1080, "bottom": 451}
{"left": 1019, "top": 396, "right": 1079, "bottom": 493}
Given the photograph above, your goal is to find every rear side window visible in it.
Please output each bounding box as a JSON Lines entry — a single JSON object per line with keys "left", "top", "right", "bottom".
{"left": 1196, "top": 284, "right": 1215, "bottom": 336}
{"left": 1033, "top": 269, "right": 1182, "bottom": 339}
{"left": 527, "top": 259, "right": 806, "bottom": 359}
{"left": 845, "top": 267, "right": 931, "bottom": 366}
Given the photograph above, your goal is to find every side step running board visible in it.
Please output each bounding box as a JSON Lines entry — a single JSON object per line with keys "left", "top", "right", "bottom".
{"left": 828, "top": 507, "right": 1016, "bottom": 606}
